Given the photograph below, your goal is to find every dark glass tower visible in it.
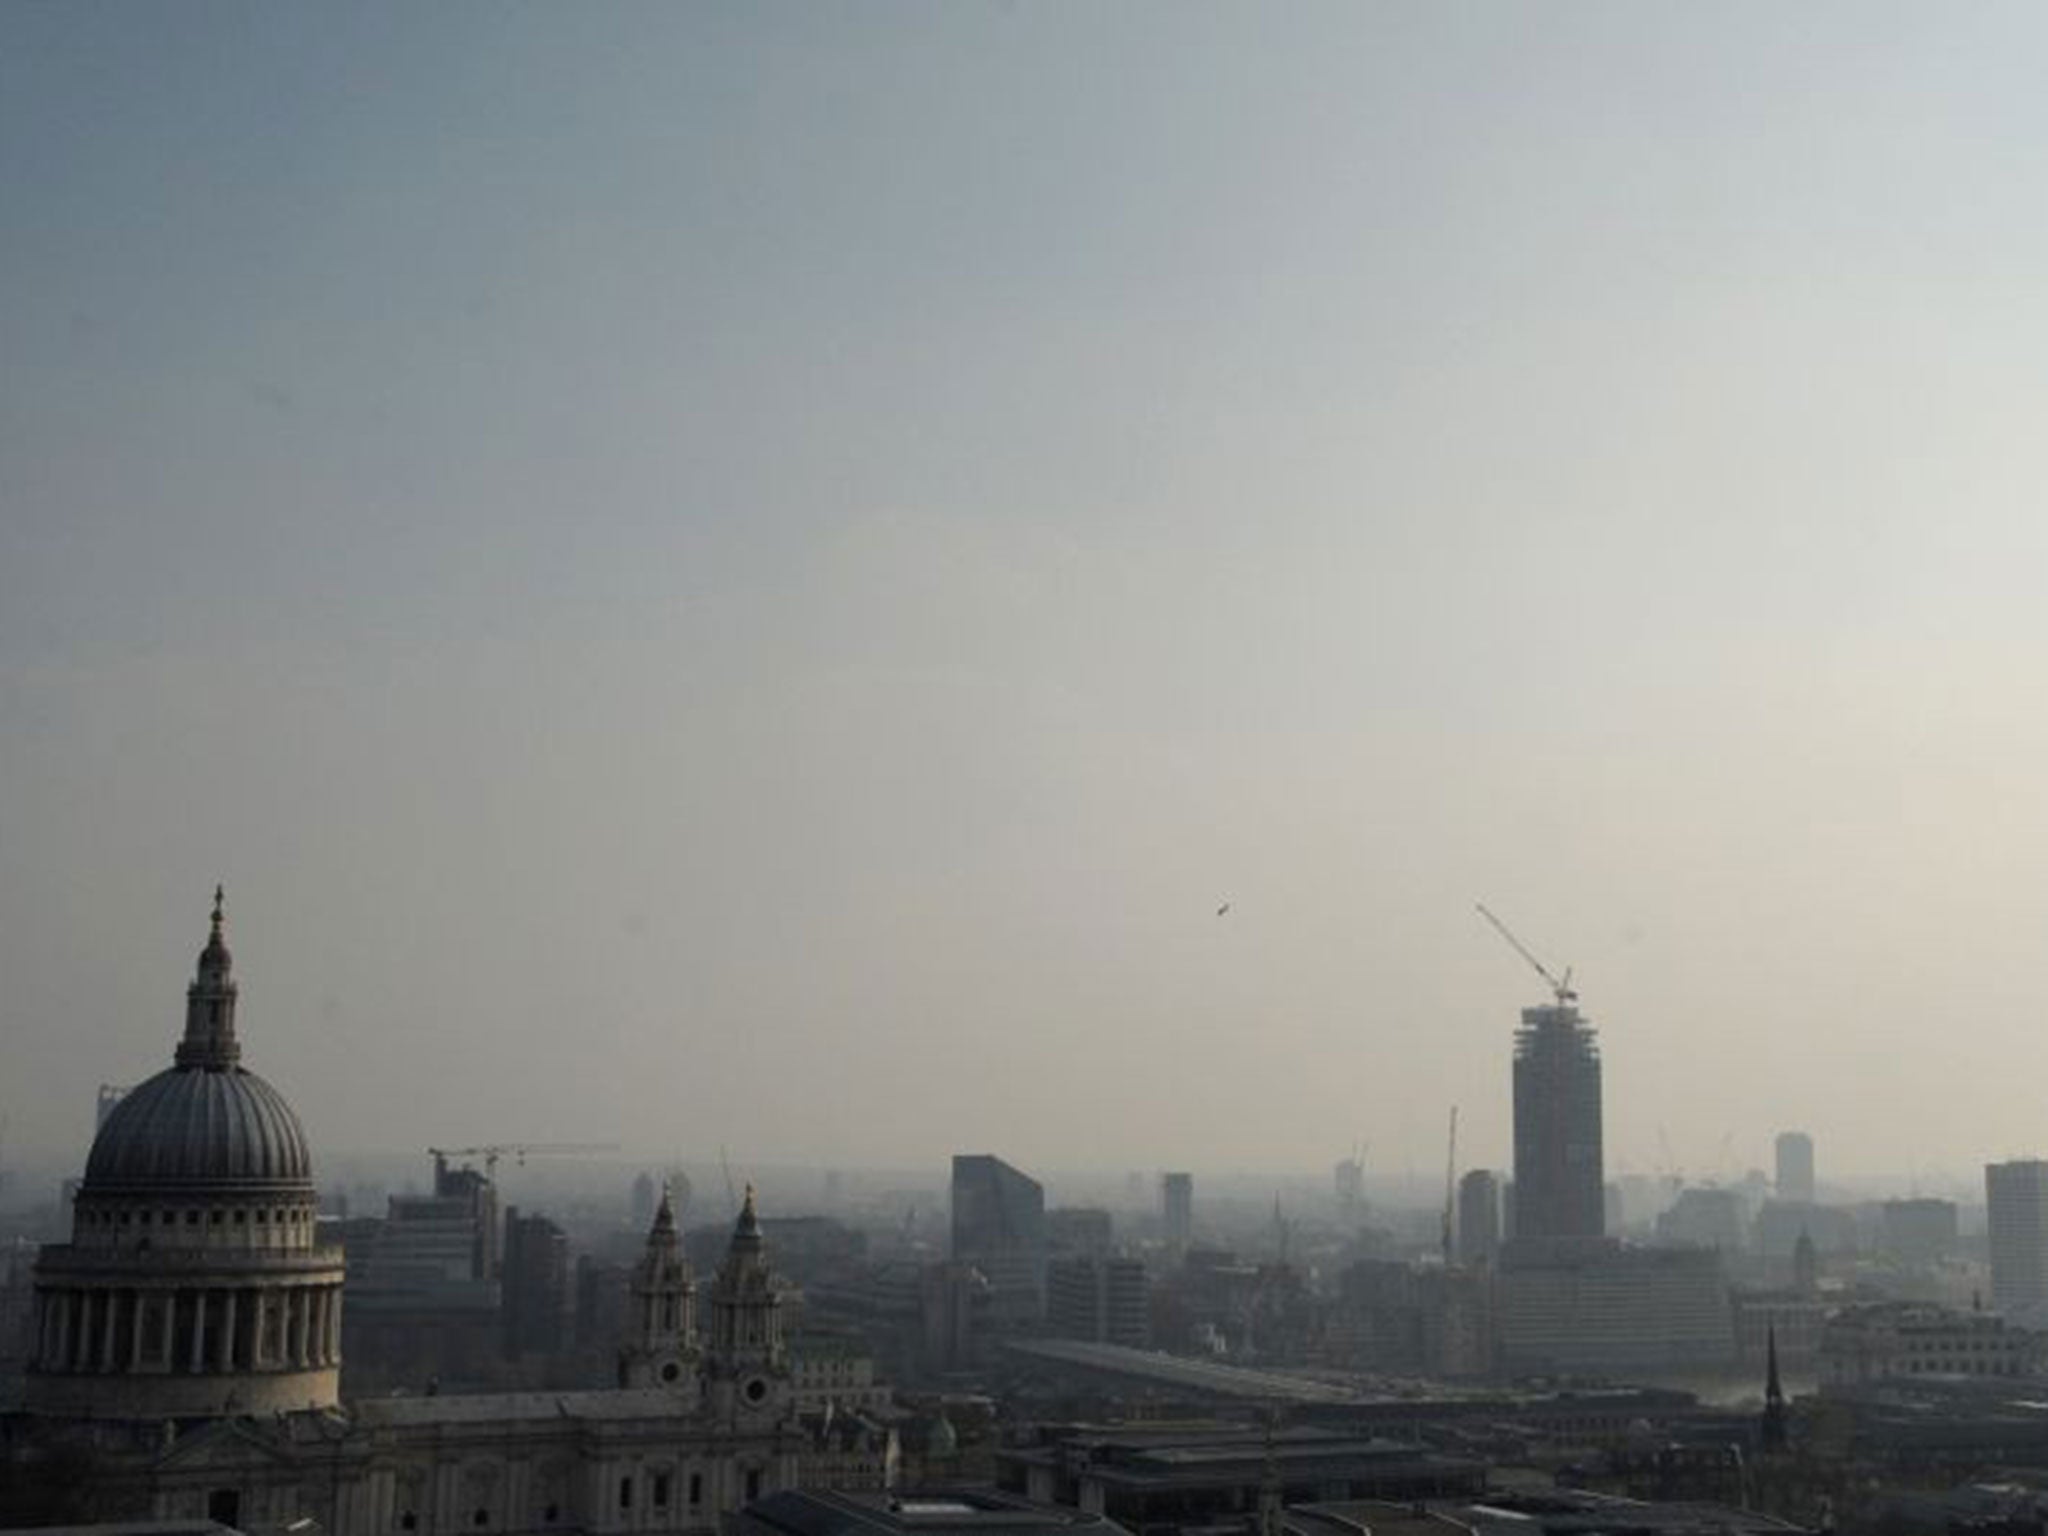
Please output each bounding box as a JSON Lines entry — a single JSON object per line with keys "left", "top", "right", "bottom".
{"left": 1511, "top": 1002, "right": 1604, "bottom": 1240}
{"left": 951, "top": 1154, "right": 1047, "bottom": 1323}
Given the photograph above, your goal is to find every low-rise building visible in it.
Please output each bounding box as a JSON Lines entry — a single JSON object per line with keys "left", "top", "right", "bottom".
{"left": 1820, "top": 1302, "right": 2041, "bottom": 1385}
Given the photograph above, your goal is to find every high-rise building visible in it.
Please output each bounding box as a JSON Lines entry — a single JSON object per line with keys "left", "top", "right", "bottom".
{"left": 1456, "top": 1170, "right": 1501, "bottom": 1267}
{"left": 1775, "top": 1132, "right": 1815, "bottom": 1205}
{"left": 1161, "top": 1172, "right": 1193, "bottom": 1254}
{"left": 1511, "top": 1002, "right": 1604, "bottom": 1241}
{"left": 1986, "top": 1160, "right": 2048, "bottom": 1313}
{"left": 951, "top": 1154, "right": 1046, "bottom": 1324}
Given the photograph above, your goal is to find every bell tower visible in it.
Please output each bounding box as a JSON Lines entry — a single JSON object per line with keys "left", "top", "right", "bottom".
{"left": 703, "top": 1186, "right": 789, "bottom": 1422}
{"left": 618, "top": 1183, "right": 697, "bottom": 1389}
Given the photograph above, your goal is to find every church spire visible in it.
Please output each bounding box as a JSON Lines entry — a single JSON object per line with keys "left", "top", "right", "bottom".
{"left": 176, "top": 884, "right": 241, "bottom": 1070}
{"left": 1760, "top": 1323, "right": 1788, "bottom": 1452}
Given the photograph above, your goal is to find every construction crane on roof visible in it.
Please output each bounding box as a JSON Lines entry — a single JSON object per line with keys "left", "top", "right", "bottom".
{"left": 1475, "top": 903, "right": 1577, "bottom": 1006}
{"left": 427, "top": 1142, "right": 618, "bottom": 1184}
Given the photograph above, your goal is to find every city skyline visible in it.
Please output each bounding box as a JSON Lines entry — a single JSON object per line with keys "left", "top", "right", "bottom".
{"left": 13, "top": 5, "right": 2048, "bottom": 1177}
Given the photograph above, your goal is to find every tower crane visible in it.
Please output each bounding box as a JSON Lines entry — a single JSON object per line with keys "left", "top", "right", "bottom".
{"left": 1475, "top": 904, "right": 1577, "bottom": 1006}
{"left": 427, "top": 1142, "right": 619, "bottom": 1184}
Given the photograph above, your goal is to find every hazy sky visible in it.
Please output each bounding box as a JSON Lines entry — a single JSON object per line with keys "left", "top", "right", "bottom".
{"left": 6, "top": 3, "right": 2048, "bottom": 1191}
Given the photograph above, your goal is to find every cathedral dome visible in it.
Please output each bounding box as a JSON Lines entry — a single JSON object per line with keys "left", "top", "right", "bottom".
{"left": 83, "top": 1062, "right": 313, "bottom": 1192}
{"left": 78, "top": 887, "right": 316, "bottom": 1194}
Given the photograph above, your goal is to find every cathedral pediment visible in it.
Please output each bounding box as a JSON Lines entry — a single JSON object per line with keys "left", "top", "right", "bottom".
{"left": 154, "top": 1417, "right": 301, "bottom": 1473}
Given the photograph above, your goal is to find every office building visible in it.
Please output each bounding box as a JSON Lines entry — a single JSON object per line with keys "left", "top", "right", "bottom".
{"left": 1511, "top": 1001, "right": 1604, "bottom": 1241}
{"left": 1985, "top": 1159, "right": 2048, "bottom": 1313}
{"left": 1161, "top": 1172, "right": 1193, "bottom": 1254}
{"left": 1495, "top": 1241, "right": 1736, "bottom": 1373}
{"left": 1775, "top": 1133, "right": 1815, "bottom": 1205}
{"left": 1045, "top": 1255, "right": 1149, "bottom": 1348}
{"left": 951, "top": 1154, "right": 1046, "bottom": 1324}
{"left": 1456, "top": 1170, "right": 1501, "bottom": 1267}
{"left": 1821, "top": 1301, "right": 2041, "bottom": 1385}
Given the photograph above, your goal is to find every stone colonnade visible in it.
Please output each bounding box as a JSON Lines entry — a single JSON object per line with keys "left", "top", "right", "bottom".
{"left": 32, "top": 1281, "right": 342, "bottom": 1376}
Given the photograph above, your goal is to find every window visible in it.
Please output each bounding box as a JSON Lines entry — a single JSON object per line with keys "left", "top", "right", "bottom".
{"left": 473, "top": 1509, "right": 489, "bottom": 1528}
{"left": 400, "top": 1516, "right": 417, "bottom": 1532}
{"left": 653, "top": 1473, "right": 671, "bottom": 1509}
{"left": 619, "top": 1477, "right": 633, "bottom": 1511}
{"left": 689, "top": 1475, "right": 702, "bottom": 1506}
{"left": 745, "top": 1469, "right": 762, "bottom": 1502}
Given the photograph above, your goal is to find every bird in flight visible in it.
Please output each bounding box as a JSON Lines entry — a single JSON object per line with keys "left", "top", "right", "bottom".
{"left": 1216, "top": 902, "right": 1231, "bottom": 917}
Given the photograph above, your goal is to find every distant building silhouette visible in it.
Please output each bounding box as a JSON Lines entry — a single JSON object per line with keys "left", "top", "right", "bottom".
{"left": 1985, "top": 1159, "right": 2048, "bottom": 1313}
{"left": 1455, "top": 1170, "right": 1501, "bottom": 1267}
{"left": 501, "top": 1206, "right": 569, "bottom": 1360}
{"left": 1879, "top": 1197, "right": 1959, "bottom": 1260}
{"left": 1161, "top": 1172, "right": 1193, "bottom": 1255}
{"left": 1775, "top": 1132, "right": 1815, "bottom": 1204}
{"left": 1047, "top": 1206, "right": 1114, "bottom": 1257}
{"left": 1511, "top": 1002, "right": 1604, "bottom": 1241}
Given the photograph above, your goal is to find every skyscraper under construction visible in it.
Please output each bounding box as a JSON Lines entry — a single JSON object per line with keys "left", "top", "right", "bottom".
{"left": 1511, "top": 1000, "right": 1605, "bottom": 1241}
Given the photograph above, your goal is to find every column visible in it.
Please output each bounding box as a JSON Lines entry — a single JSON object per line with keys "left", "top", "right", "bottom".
{"left": 251, "top": 1289, "right": 268, "bottom": 1368}
{"left": 218, "top": 1288, "right": 238, "bottom": 1371}
{"left": 191, "top": 1288, "right": 210, "bottom": 1373}
{"left": 162, "top": 1291, "right": 179, "bottom": 1368}
{"left": 100, "top": 1288, "right": 118, "bottom": 1371}
{"left": 326, "top": 1287, "right": 342, "bottom": 1362}
{"left": 71, "top": 1292, "right": 91, "bottom": 1371}
{"left": 58, "top": 1291, "right": 75, "bottom": 1370}
{"left": 292, "top": 1288, "right": 310, "bottom": 1367}
{"left": 130, "top": 1292, "right": 147, "bottom": 1370}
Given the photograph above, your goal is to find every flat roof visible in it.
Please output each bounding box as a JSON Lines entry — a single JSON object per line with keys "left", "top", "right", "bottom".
{"left": 739, "top": 1489, "right": 1131, "bottom": 1536}
{"left": 1002, "top": 1340, "right": 1364, "bottom": 1403}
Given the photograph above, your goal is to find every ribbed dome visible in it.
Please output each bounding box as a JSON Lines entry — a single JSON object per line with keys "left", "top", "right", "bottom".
{"left": 84, "top": 1063, "right": 313, "bottom": 1190}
